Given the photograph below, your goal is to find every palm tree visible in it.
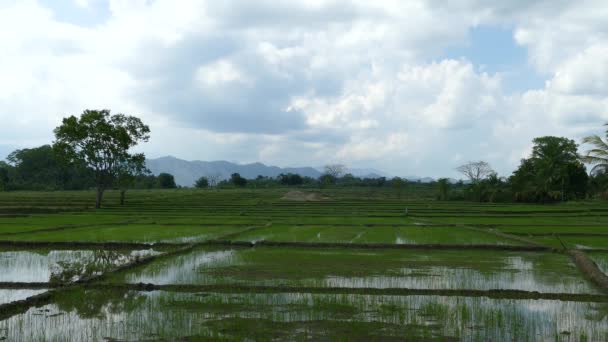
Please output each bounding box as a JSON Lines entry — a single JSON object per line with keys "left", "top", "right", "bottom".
{"left": 581, "top": 124, "right": 608, "bottom": 174}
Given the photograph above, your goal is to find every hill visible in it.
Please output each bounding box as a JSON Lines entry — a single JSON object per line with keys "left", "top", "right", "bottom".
{"left": 146, "top": 156, "right": 323, "bottom": 187}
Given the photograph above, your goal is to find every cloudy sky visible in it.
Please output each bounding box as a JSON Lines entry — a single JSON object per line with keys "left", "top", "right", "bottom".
{"left": 1, "top": 0, "right": 607, "bottom": 178}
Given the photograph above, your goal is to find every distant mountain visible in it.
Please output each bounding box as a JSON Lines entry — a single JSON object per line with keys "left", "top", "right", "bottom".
{"left": 146, "top": 156, "right": 445, "bottom": 187}
{"left": 313, "top": 166, "right": 391, "bottom": 179}
{"left": 146, "top": 156, "right": 323, "bottom": 186}
{"left": 347, "top": 168, "right": 392, "bottom": 179}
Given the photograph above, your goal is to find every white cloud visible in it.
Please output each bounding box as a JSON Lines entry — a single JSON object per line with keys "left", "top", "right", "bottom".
{"left": 196, "top": 60, "right": 250, "bottom": 87}
{"left": 1, "top": 0, "right": 607, "bottom": 177}
{"left": 547, "top": 45, "right": 608, "bottom": 96}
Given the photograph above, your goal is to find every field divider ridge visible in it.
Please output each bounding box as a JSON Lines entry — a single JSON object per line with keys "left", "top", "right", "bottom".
{"left": 82, "top": 283, "right": 608, "bottom": 303}
{"left": 201, "top": 240, "right": 552, "bottom": 251}
{"left": 568, "top": 250, "right": 608, "bottom": 291}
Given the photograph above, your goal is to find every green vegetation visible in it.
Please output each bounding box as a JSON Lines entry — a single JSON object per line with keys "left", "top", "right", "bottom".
{"left": 53, "top": 109, "right": 150, "bottom": 208}
{"left": 1, "top": 121, "right": 608, "bottom": 339}
{"left": 4, "top": 122, "right": 608, "bottom": 203}
{"left": 194, "top": 176, "right": 209, "bottom": 188}
{"left": 113, "top": 246, "right": 598, "bottom": 294}
{"left": 2, "top": 290, "right": 607, "bottom": 340}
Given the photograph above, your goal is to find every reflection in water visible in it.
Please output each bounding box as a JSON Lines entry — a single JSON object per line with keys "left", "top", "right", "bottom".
{"left": 124, "top": 250, "right": 236, "bottom": 284}
{"left": 395, "top": 236, "right": 414, "bottom": 244}
{"left": 589, "top": 253, "right": 608, "bottom": 275}
{"left": 122, "top": 248, "right": 600, "bottom": 294}
{"left": 321, "top": 256, "right": 589, "bottom": 293}
{"left": 0, "top": 289, "right": 47, "bottom": 305}
{"left": 0, "top": 249, "right": 162, "bottom": 283}
{"left": 1, "top": 290, "right": 607, "bottom": 340}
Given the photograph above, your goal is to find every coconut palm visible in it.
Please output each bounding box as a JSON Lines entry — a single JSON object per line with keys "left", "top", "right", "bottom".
{"left": 581, "top": 124, "right": 608, "bottom": 174}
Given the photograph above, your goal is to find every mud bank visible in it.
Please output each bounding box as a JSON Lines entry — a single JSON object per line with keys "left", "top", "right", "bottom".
{"left": 569, "top": 250, "right": 608, "bottom": 291}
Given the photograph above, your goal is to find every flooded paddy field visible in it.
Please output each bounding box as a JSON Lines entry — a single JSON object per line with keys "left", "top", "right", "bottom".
{"left": 112, "top": 247, "right": 599, "bottom": 294}
{"left": 1, "top": 189, "right": 607, "bottom": 340}
{"left": 2, "top": 290, "right": 608, "bottom": 341}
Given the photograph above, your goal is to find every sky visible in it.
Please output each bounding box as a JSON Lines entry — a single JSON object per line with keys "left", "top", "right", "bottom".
{"left": 0, "top": 0, "right": 607, "bottom": 178}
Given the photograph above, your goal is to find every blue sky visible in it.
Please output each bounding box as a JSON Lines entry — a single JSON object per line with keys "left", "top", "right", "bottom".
{"left": 0, "top": 0, "right": 607, "bottom": 178}
{"left": 444, "top": 26, "right": 545, "bottom": 93}
{"left": 44, "top": 0, "right": 111, "bottom": 27}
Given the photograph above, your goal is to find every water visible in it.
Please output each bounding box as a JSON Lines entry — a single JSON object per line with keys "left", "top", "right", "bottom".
{"left": 0, "top": 289, "right": 47, "bottom": 305}
{"left": 1, "top": 290, "right": 606, "bottom": 340}
{"left": 0, "top": 249, "right": 162, "bottom": 283}
{"left": 120, "top": 247, "right": 600, "bottom": 294}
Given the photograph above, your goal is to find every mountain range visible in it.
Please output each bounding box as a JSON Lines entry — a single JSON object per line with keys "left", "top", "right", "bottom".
{"left": 146, "top": 156, "right": 443, "bottom": 186}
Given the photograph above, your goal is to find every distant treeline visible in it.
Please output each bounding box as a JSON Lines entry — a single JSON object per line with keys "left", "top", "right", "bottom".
{"left": 0, "top": 145, "right": 178, "bottom": 191}
{"left": 209, "top": 169, "right": 607, "bottom": 203}
{"left": 1, "top": 135, "right": 608, "bottom": 203}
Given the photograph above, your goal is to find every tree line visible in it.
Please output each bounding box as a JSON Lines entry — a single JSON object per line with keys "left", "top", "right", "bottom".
{"left": 1, "top": 110, "right": 607, "bottom": 207}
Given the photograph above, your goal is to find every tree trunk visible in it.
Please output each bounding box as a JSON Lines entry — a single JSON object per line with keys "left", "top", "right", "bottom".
{"left": 120, "top": 190, "right": 126, "bottom": 205}
{"left": 95, "top": 187, "right": 105, "bottom": 209}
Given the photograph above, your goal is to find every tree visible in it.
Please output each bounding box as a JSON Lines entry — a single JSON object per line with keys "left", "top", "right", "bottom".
{"left": 436, "top": 178, "right": 450, "bottom": 201}
{"left": 319, "top": 164, "right": 346, "bottom": 187}
{"left": 531, "top": 136, "right": 580, "bottom": 201}
{"left": 8, "top": 145, "right": 61, "bottom": 190}
{"left": 53, "top": 109, "right": 150, "bottom": 208}
{"left": 511, "top": 136, "right": 587, "bottom": 202}
{"left": 324, "top": 164, "right": 346, "bottom": 179}
{"left": 195, "top": 176, "right": 209, "bottom": 188}
{"left": 581, "top": 123, "right": 608, "bottom": 175}
{"left": 116, "top": 156, "right": 148, "bottom": 205}
{"left": 456, "top": 161, "right": 495, "bottom": 201}
{"left": 207, "top": 173, "right": 221, "bottom": 188}
{"left": 278, "top": 173, "right": 303, "bottom": 186}
{"left": 392, "top": 177, "right": 406, "bottom": 199}
{"left": 456, "top": 161, "right": 494, "bottom": 184}
{"left": 0, "top": 162, "right": 10, "bottom": 191}
{"left": 157, "top": 173, "right": 177, "bottom": 189}
{"left": 231, "top": 173, "right": 247, "bottom": 187}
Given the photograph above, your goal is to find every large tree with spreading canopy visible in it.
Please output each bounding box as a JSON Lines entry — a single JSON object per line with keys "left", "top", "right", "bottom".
{"left": 53, "top": 109, "right": 150, "bottom": 208}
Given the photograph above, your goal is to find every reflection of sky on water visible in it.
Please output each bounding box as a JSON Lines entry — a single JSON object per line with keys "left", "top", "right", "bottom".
{"left": 123, "top": 249, "right": 600, "bottom": 294}
{"left": 125, "top": 250, "right": 236, "bottom": 284}
{"left": 0, "top": 249, "right": 161, "bottom": 282}
{"left": 0, "top": 289, "right": 47, "bottom": 305}
{"left": 1, "top": 291, "right": 607, "bottom": 341}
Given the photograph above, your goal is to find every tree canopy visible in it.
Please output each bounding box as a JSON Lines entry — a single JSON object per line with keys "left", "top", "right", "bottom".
{"left": 158, "top": 173, "right": 177, "bottom": 189}
{"left": 194, "top": 176, "right": 209, "bottom": 188}
{"left": 511, "top": 136, "right": 587, "bottom": 202}
{"left": 53, "top": 109, "right": 150, "bottom": 208}
{"left": 581, "top": 123, "right": 608, "bottom": 175}
{"left": 455, "top": 161, "right": 494, "bottom": 184}
{"left": 230, "top": 173, "right": 247, "bottom": 187}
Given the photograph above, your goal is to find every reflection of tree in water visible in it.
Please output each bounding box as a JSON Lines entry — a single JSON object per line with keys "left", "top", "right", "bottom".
{"left": 54, "top": 288, "right": 146, "bottom": 319}
{"left": 49, "top": 250, "right": 137, "bottom": 284}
